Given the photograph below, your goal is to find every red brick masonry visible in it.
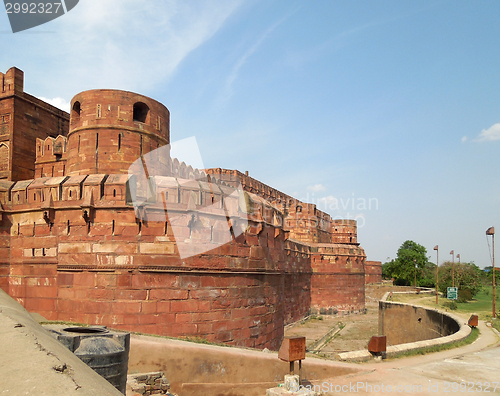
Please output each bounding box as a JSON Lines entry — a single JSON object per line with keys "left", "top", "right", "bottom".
{"left": 365, "top": 261, "right": 382, "bottom": 284}
{"left": 0, "top": 68, "right": 369, "bottom": 350}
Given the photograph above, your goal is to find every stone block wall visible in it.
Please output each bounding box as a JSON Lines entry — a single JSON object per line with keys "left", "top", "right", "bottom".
{"left": 127, "top": 371, "right": 174, "bottom": 396}
{"left": 310, "top": 244, "right": 366, "bottom": 313}
{"left": 0, "top": 175, "right": 317, "bottom": 349}
{"left": 0, "top": 67, "right": 69, "bottom": 181}
{"left": 0, "top": 170, "right": 368, "bottom": 348}
{"left": 365, "top": 260, "right": 382, "bottom": 284}
{"left": 378, "top": 301, "right": 460, "bottom": 345}
{"left": 0, "top": 73, "right": 370, "bottom": 351}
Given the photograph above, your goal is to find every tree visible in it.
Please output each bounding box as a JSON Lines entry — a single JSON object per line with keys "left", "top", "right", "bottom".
{"left": 438, "top": 261, "right": 482, "bottom": 301}
{"left": 383, "top": 240, "right": 431, "bottom": 286}
{"left": 419, "top": 261, "right": 437, "bottom": 288}
{"left": 482, "top": 266, "right": 500, "bottom": 284}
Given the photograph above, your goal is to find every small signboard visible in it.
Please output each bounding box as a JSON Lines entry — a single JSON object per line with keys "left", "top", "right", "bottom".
{"left": 447, "top": 287, "right": 458, "bottom": 300}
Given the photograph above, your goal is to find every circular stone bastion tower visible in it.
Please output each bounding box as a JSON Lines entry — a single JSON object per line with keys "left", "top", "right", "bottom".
{"left": 66, "top": 89, "right": 171, "bottom": 175}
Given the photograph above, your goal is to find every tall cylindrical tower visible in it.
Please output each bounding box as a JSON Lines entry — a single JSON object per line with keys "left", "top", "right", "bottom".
{"left": 66, "top": 90, "right": 170, "bottom": 175}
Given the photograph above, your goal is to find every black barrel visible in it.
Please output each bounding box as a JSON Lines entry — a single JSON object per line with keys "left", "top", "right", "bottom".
{"left": 43, "top": 325, "right": 130, "bottom": 394}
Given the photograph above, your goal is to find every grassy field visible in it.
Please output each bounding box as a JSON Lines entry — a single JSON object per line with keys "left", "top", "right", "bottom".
{"left": 493, "top": 319, "right": 500, "bottom": 333}
{"left": 391, "top": 286, "right": 500, "bottom": 321}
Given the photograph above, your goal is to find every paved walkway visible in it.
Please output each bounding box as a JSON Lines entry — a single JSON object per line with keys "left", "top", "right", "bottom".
{"left": 304, "top": 320, "right": 500, "bottom": 395}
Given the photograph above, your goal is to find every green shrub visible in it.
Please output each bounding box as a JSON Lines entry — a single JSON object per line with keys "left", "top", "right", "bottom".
{"left": 443, "top": 300, "right": 457, "bottom": 310}
{"left": 457, "top": 289, "right": 473, "bottom": 303}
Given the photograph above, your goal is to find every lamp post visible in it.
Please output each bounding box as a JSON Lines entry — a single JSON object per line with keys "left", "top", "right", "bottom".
{"left": 413, "top": 259, "right": 417, "bottom": 287}
{"left": 486, "top": 227, "right": 495, "bottom": 319}
{"left": 434, "top": 245, "right": 439, "bottom": 304}
{"left": 451, "top": 250, "right": 455, "bottom": 287}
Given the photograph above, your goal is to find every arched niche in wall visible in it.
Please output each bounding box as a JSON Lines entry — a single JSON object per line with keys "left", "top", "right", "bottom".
{"left": 72, "top": 101, "right": 81, "bottom": 121}
{"left": 133, "top": 102, "right": 150, "bottom": 124}
{"left": 0, "top": 143, "right": 9, "bottom": 173}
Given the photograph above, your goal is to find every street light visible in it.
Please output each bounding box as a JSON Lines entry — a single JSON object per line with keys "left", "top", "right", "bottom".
{"left": 434, "top": 245, "right": 439, "bottom": 304}
{"left": 413, "top": 259, "right": 417, "bottom": 287}
{"left": 451, "top": 250, "right": 455, "bottom": 286}
{"left": 486, "top": 227, "right": 495, "bottom": 319}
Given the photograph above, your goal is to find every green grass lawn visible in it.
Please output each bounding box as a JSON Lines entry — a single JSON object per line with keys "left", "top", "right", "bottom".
{"left": 391, "top": 286, "right": 500, "bottom": 321}
{"left": 492, "top": 318, "right": 500, "bottom": 333}
{"left": 455, "top": 287, "right": 499, "bottom": 317}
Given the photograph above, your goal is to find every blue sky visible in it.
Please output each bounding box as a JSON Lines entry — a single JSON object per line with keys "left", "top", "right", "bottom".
{"left": 1, "top": 0, "right": 499, "bottom": 267}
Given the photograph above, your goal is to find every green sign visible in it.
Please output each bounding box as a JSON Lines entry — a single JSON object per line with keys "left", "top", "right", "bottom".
{"left": 447, "top": 287, "right": 458, "bottom": 300}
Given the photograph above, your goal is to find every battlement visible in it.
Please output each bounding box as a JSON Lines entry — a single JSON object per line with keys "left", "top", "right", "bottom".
{"left": 34, "top": 136, "right": 68, "bottom": 178}
{"left": 0, "top": 67, "right": 24, "bottom": 97}
{"left": 206, "top": 168, "right": 358, "bottom": 246}
{"left": 1, "top": 174, "right": 249, "bottom": 222}
{"left": 206, "top": 168, "right": 295, "bottom": 208}
{"left": 0, "top": 67, "right": 70, "bottom": 182}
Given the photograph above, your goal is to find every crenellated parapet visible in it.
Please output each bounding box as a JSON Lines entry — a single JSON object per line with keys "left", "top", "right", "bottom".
{"left": 206, "top": 168, "right": 359, "bottom": 247}
{"left": 0, "top": 67, "right": 69, "bottom": 181}
{"left": 34, "top": 135, "right": 68, "bottom": 178}
{"left": 0, "top": 67, "right": 24, "bottom": 97}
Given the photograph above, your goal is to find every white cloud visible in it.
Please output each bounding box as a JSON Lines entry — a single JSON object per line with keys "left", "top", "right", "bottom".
{"left": 461, "top": 136, "right": 467, "bottom": 143}
{"left": 38, "top": 97, "right": 71, "bottom": 112}
{"left": 317, "top": 195, "right": 338, "bottom": 210}
{"left": 307, "top": 184, "right": 326, "bottom": 192}
{"left": 475, "top": 123, "right": 500, "bottom": 142}
{"left": 41, "top": 0, "right": 243, "bottom": 95}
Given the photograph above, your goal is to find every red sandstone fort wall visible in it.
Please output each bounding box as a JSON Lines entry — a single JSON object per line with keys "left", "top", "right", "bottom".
{"left": 206, "top": 169, "right": 360, "bottom": 246}
{"left": 0, "top": 67, "right": 69, "bottom": 181}
{"left": 0, "top": 71, "right": 371, "bottom": 350}
{"left": 310, "top": 244, "right": 366, "bottom": 314}
{"left": 0, "top": 175, "right": 315, "bottom": 349}
{"left": 365, "top": 260, "right": 382, "bottom": 284}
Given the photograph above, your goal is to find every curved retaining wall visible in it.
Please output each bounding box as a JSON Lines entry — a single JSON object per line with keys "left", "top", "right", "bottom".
{"left": 379, "top": 299, "right": 460, "bottom": 345}
{"left": 338, "top": 291, "right": 470, "bottom": 361}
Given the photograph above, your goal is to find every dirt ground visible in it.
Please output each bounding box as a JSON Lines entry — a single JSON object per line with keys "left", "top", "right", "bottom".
{"left": 284, "top": 283, "right": 417, "bottom": 358}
